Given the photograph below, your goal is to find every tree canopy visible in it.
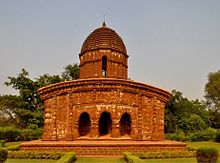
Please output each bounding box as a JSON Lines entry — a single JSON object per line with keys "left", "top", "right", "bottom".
{"left": 0, "top": 63, "right": 79, "bottom": 129}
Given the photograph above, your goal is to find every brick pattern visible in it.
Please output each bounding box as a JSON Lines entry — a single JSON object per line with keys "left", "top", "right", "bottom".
{"left": 38, "top": 78, "right": 171, "bottom": 141}
{"left": 79, "top": 49, "right": 128, "bottom": 79}
{"left": 20, "top": 140, "right": 187, "bottom": 156}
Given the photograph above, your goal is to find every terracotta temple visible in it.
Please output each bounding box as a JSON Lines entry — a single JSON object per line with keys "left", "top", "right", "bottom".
{"left": 21, "top": 22, "right": 186, "bottom": 156}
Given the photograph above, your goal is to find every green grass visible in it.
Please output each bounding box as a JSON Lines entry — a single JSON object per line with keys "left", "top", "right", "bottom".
{"left": 4, "top": 141, "right": 25, "bottom": 147}
{"left": 187, "top": 141, "right": 220, "bottom": 151}
{"left": 75, "top": 157, "right": 126, "bottom": 163}
{"left": 141, "top": 158, "right": 196, "bottom": 163}
{"left": 5, "top": 159, "right": 56, "bottom": 163}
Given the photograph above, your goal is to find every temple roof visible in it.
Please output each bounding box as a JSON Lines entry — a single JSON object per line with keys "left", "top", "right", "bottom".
{"left": 80, "top": 22, "right": 127, "bottom": 55}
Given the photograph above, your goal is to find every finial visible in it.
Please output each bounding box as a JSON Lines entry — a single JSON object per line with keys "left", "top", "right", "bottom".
{"left": 102, "top": 21, "right": 106, "bottom": 27}
{"left": 102, "top": 14, "right": 106, "bottom": 27}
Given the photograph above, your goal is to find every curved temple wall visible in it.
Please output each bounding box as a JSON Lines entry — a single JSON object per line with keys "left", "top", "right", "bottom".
{"left": 38, "top": 78, "right": 171, "bottom": 141}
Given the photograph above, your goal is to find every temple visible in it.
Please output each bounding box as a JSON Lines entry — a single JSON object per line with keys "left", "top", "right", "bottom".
{"left": 21, "top": 23, "right": 186, "bottom": 156}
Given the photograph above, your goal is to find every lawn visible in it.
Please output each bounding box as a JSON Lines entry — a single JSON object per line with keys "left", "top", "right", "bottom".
{"left": 75, "top": 157, "right": 125, "bottom": 163}
{"left": 5, "top": 159, "right": 56, "bottom": 163}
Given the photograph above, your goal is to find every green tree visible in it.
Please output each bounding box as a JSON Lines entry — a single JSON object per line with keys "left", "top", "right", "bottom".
{"left": 165, "top": 90, "right": 212, "bottom": 133}
{"left": 205, "top": 70, "right": 220, "bottom": 111}
{"left": 61, "top": 63, "right": 79, "bottom": 81}
{"left": 204, "top": 70, "right": 220, "bottom": 128}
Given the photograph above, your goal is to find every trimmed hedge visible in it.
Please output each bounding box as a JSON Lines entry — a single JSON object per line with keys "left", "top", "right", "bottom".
{"left": 56, "top": 152, "right": 76, "bottom": 163}
{"left": 135, "top": 151, "right": 195, "bottom": 159}
{"left": 8, "top": 151, "right": 65, "bottom": 160}
{"left": 123, "top": 152, "right": 142, "bottom": 163}
{"left": 196, "top": 147, "right": 219, "bottom": 163}
{"left": 5, "top": 145, "right": 20, "bottom": 151}
{"left": 0, "top": 148, "right": 8, "bottom": 163}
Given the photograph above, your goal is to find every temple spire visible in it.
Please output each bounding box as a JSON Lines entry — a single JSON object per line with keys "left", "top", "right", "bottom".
{"left": 102, "top": 14, "right": 106, "bottom": 27}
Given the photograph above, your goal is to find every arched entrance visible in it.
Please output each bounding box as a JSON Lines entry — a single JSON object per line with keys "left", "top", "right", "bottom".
{"left": 120, "top": 113, "right": 131, "bottom": 136}
{"left": 78, "top": 112, "right": 91, "bottom": 136}
{"left": 98, "top": 112, "right": 112, "bottom": 136}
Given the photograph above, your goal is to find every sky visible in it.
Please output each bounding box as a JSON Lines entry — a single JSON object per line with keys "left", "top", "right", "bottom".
{"left": 0, "top": 0, "right": 220, "bottom": 100}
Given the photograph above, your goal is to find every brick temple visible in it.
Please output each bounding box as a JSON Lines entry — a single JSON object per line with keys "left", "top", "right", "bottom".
{"left": 21, "top": 22, "right": 186, "bottom": 156}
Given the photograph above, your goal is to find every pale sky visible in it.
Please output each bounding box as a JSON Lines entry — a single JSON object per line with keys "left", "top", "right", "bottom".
{"left": 0, "top": 0, "right": 220, "bottom": 100}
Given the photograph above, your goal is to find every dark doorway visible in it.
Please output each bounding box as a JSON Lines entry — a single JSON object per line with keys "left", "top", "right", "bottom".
{"left": 78, "top": 112, "right": 91, "bottom": 136}
{"left": 120, "top": 113, "right": 131, "bottom": 136}
{"left": 102, "top": 56, "right": 107, "bottom": 77}
{"left": 98, "top": 112, "right": 112, "bottom": 136}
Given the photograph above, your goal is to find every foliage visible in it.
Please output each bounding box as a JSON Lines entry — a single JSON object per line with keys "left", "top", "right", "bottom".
{"left": 166, "top": 128, "right": 217, "bottom": 142}
{"left": 186, "top": 128, "right": 217, "bottom": 142}
{"left": 0, "top": 140, "right": 5, "bottom": 148}
{"left": 0, "top": 127, "right": 42, "bottom": 141}
{"left": 61, "top": 64, "right": 79, "bottom": 81}
{"left": 5, "top": 145, "right": 20, "bottom": 151}
{"left": 1, "top": 63, "right": 79, "bottom": 130}
{"left": 205, "top": 70, "right": 220, "bottom": 111}
{"left": 165, "top": 90, "right": 212, "bottom": 134}
{"left": 0, "top": 148, "right": 8, "bottom": 163}
{"left": 215, "top": 130, "right": 220, "bottom": 142}
{"left": 123, "top": 152, "right": 141, "bottom": 163}
{"left": 8, "top": 151, "right": 65, "bottom": 160}
{"left": 205, "top": 70, "right": 220, "bottom": 128}
{"left": 56, "top": 152, "right": 76, "bottom": 163}
{"left": 135, "top": 151, "right": 195, "bottom": 159}
{"left": 196, "top": 147, "right": 218, "bottom": 163}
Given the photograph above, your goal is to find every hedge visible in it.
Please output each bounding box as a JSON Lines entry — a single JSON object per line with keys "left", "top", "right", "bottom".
{"left": 196, "top": 147, "right": 219, "bottom": 163}
{"left": 123, "top": 152, "right": 142, "bottom": 163}
{"left": 135, "top": 151, "right": 195, "bottom": 159}
{"left": 8, "top": 151, "right": 65, "bottom": 160}
{"left": 56, "top": 152, "right": 76, "bottom": 163}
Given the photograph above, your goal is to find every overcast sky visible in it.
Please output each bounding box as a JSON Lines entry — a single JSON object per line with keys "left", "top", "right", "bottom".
{"left": 0, "top": 0, "right": 220, "bottom": 100}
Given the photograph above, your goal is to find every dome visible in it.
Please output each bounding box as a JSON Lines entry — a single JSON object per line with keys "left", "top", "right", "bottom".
{"left": 80, "top": 22, "right": 127, "bottom": 55}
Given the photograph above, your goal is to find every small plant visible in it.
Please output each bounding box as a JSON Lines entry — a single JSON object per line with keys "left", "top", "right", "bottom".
{"left": 0, "top": 148, "right": 8, "bottom": 163}
{"left": 0, "top": 140, "right": 5, "bottom": 148}
{"left": 196, "top": 147, "right": 219, "bottom": 163}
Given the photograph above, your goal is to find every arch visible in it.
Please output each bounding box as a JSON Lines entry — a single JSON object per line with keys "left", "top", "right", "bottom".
{"left": 98, "top": 112, "right": 112, "bottom": 136}
{"left": 120, "top": 112, "right": 131, "bottom": 136}
{"left": 78, "top": 112, "right": 91, "bottom": 136}
{"left": 102, "top": 56, "right": 107, "bottom": 77}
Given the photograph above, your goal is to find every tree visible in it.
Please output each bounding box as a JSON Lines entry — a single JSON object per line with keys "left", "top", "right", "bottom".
{"left": 165, "top": 90, "right": 212, "bottom": 133}
{"left": 205, "top": 70, "right": 220, "bottom": 111}
{"left": 61, "top": 64, "right": 79, "bottom": 81}
{"left": 2, "top": 63, "right": 80, "bottom": 129}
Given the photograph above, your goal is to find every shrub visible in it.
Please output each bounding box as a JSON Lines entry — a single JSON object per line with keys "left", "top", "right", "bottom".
{"left": 135, "top": 151, "right": 195, "bottom": 159}
{"left": 0, "top": 127, "right": 19, "bottom": 141}
{"left": 165, "top": 133, "right": 186, "bottom": 141}
{"left": 18, "top": 128, "right": 42, "bottom": 141}
{"left": 0, "top": 148, "right": 8, "bottom": 163}
{"left": 215, "top": 130, "right": 220, "bottom": 142}
{"left": 8, "top": 151, "right": 65, "bottom": 159}
{"left": 5, "top": 145, "right": 20, "bottom": 151}
{"left": 123, "top": 152, "right": 142, "bottom": 163}
{"left": 187, "top": 128, "right": 216, "bottom": 142}
{"left": 196, "top": 147, "right": 219, "bottom": 163}
{"left": 56, "top": 152, "right": 76, "bottom": 163}
{"left": 0, "top": 140, "right": 5, "bottom": 148}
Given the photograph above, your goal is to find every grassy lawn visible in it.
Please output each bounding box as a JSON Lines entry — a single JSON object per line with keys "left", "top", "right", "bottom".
{"left": 187, "top": 141, "right": 220, "bottom": 151}
{"left": 75, "top": 157, "right": 126, "bottom": 163}
{"left": 5, "top": 159, "right": 56, "bottom": 163}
